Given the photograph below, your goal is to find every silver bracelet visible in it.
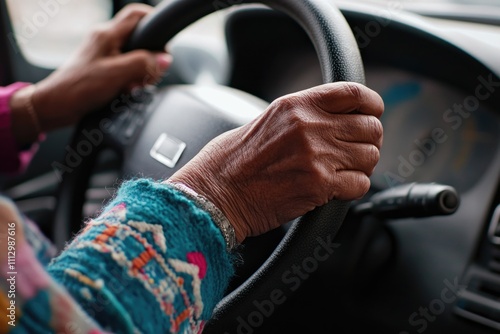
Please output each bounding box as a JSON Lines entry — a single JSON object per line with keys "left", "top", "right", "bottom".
{"left": 164, "top": 180, "right": 238, "bottom": 252}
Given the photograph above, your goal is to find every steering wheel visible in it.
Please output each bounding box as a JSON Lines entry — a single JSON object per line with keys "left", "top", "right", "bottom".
{"left": 52, "top": 0, "right": 365, "bottom": 332}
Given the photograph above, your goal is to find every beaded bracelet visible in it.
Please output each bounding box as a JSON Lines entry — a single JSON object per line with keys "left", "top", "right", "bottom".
{"left": 164, "top": 180, "right": 238, "bottom": 252}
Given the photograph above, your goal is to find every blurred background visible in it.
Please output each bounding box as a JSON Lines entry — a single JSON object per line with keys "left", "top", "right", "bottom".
{"left": 6, "top": 0, "right": 500, "bottom": 70}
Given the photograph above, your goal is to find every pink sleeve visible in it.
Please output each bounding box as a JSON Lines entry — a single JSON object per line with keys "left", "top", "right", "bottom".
{"left": 0, "top": 82, "right": 44, "bottom": 174}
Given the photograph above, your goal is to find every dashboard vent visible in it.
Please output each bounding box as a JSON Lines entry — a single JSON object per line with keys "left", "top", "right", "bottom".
{"left": 454, "top": 202, "right": 500, "bottom": 331}
{"left": 454, "top": 275, "right": 500, "bottom": 330}
{"left": 488, "top": 248, "right": 500, "bottom": 274}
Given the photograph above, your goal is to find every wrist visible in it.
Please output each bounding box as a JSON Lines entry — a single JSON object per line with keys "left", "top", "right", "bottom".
{"left": 167, "top": 173, "right": 249, "bottom": 245}
{"left": 164, "top": 180, "right": 240, "bottom": 252}
{"left": 9, "top": 84, "right": 42, "bottom": 147}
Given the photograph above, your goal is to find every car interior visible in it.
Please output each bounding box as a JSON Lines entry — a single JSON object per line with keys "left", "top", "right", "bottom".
{"left": 1, "top": 0, "right": 500, "bottom": 333}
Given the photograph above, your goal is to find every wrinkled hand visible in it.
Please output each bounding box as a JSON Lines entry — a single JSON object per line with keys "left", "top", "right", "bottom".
{"left": 170, "top": 82, "right": 384, "bottom": 243}
{"left": 11, "top": 4, "right": 171, "bottom": 146}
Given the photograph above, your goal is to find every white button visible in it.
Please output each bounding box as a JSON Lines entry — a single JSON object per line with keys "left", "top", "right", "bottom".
{"left": 150, "top": 133, "right": 187, "bottom": 168}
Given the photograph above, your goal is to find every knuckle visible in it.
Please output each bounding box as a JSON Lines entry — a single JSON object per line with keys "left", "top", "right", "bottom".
{"left": 123, "top": 6, "right": 144, "bottom": 17}
{"left": 90, "top": 25, "right": 111, "bottom": 42}
{"left": 270, "top": 94, "right": 301, "bottom": 113}
{"left": 368, "top": 116, "right": 384, "bottom": 142}
{"left": 366, "top": 145, "right": 380, "bottom": 166}
{"left": 362, "top": 115, "right": 384, "bottom": 145}
{"left": 302, "top": 90, "right": 326, "bottom": 112}
{"left": 133, "top": 51, "right": 154, "bottom": 71}
{"left": 377, "top": 95, "right": 385, "bottom": 117}
{"left": 345, "top": 116, "right": 365, "bottom": 135}
{"left": 343, "top": 173, "right": 371, "bottom": 200}
{"left": 309, "top": 164, "right": 327, "bottom": 184}
{"left": 312, "top": 166, "right": 337, "bottom": 202}
{"left": 294, "top": 123, "right": 314, "bottom": 156}
{"left": 114, "top": 3, "right": 151, "bottom": 22}
{"left": 333, "top": 172, "right": 371, "bottom": 200}
{"left": 134, "top": 49, "right": 150, "bottom": 61}
{"left": 296, "top": 136, "right": 316, "bottom": 162}
{"left": 289, "top": 109, "right": 307, "bottom": 129}
{"left": 343, "top": 82, "right": 364, "bottom": 103}
{"left": 299, "top": 160, "right": 329, "bottom": 192}
{"left": 122, "top": 3, "right": 150, "bottom": 15}
{"left": 283, "top": 106, "right": 311, "bottom": 138}
{"left": 357, "top": 175, "right": 371, "bottom": 197}
{"left": 335, "top": 147, "right": 353, "bottom": 166}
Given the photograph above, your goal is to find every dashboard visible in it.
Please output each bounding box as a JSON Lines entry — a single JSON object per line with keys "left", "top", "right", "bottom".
{"left": 366, "top": 65, "right": 500, "bottom": 194}
{"left": 259, "top": 58, "right": 500, "bottom": 195}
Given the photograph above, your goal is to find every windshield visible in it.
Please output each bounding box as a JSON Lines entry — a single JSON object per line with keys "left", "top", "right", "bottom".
{"left": 364, "top": 0, "right": 500, "bottom": 5}
{"left": 355, "top": 0, "right": 500, "bottom": 24}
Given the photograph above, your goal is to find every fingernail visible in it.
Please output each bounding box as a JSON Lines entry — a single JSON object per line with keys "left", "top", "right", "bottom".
{"left": 156, "top": 54, "right": 173, "bottom": 70}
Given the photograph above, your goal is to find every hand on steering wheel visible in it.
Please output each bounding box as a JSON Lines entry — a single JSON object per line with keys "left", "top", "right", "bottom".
{"left": 171, "top": 82, "right": 383, "bottom": 243}
{"left": 10, "top": 4, "right": 171, "bottom": 147}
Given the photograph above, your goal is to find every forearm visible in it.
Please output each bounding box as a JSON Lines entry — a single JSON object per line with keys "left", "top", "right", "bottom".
{"left": 9, "top": 84, "right": 41, "bottom": 148}
{"left": 47, "top": 179, "right": 235, "bottom": 333}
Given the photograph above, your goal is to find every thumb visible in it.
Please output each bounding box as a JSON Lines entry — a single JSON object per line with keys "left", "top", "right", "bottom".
{"left": 105, "top": 51, "right": 173, "bottom": 90}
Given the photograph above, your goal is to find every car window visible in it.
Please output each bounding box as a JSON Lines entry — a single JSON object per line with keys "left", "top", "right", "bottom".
{"left": 6, "top": 0, "right": 113, "bottom": 69}
{"left": 359, "top": 0, "right": 500, "bottom": 6}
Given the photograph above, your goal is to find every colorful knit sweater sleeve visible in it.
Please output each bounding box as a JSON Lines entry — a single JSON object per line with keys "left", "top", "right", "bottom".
{"left": 1, "top": 178, "right": 236, "bottom": 333}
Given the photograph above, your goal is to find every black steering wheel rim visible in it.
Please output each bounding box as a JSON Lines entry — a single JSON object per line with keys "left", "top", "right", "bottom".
{"left": 53, "top": 0, "right": 365, "bottom": 332}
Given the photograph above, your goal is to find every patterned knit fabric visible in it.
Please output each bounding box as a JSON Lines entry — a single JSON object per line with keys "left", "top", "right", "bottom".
{"left": 0, "top": 196, "right": 104, "bottom": 334}
{"left": 1, "top": 179, "right": 236, "bottom": 333}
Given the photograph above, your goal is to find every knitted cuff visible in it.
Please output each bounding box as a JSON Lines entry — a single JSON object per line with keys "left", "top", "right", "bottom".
{"left": 163, "top": 180, "right": 239, "bottom": 252}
